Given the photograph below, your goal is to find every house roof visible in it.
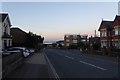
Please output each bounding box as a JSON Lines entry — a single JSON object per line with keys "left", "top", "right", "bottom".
{"left": 0, "top": 13, "right": 12, "bottom": 26}
{"left": 10, "top": 27, "right": 28, "bottom": 44}
{"left": 113, "top": 15, "right": 120, "bottom": 26}
{"left": 0, "top": 13, "right": 8, "bottom": 22}
{"left": 98, "top": 20, "right": 113, "bottom": 31}
{"left": 11, "top": 27, "right": 27, "bottom": 35}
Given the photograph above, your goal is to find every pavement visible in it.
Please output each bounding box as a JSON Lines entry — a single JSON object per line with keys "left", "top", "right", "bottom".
{"left": 4, "top": 52, "right": 50, "bottom": 79}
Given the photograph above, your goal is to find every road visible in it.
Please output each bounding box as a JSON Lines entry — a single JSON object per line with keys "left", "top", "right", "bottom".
{"left": 44, "top": 49, "right": 119, "bottom": 79}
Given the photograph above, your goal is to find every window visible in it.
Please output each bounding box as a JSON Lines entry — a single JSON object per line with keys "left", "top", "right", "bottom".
{"left": 73, "top": 35, "right": 77, "bottom": 39}
{"left": 66, "top": 39, "right": 70, "bottom": 42}
{"left": 115, "top": 28, "right": 118, "bottom": 35}
{"left": 114, "top": 40, "right": 119, "bottom": 48}
{"left": 81, "top": 39, "right": 86, "bottom": 42}
{"left": 118, "top": 28, "right": 120, "bottom": 35}
{"left": 101, "top": 31, "right": 106, "bottom": 37}
{"left": 101, "top": 41, "right": 107, "bottom": 48}
{"left": 73, "top": 40, "right": 77, "bottom": 43}
{"left": 66, "top": 35, "right": 69, "bottom": 38}
{"left": 4, "top": 25, "right": 8, "bottom": 33}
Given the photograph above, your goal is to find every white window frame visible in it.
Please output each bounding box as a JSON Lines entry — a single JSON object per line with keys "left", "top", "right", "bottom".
{"left": 101, "top": 31, "right": 106, "bottom": 37}
{"left": 66, "top": 39, "right": 70, "bottom": 42}
{"left": 115, "top": 28, "right": 118, "bottom": 35}
{"left": 101, "top": 40, "right": 107, "bottom": 48}
{"left": 73, "top": 40, "right": 77, "bottom": 43}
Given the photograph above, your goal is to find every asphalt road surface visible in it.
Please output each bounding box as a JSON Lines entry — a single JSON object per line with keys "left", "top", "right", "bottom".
{"left": 44, "top": 49, "right": 119, "bottom": 79}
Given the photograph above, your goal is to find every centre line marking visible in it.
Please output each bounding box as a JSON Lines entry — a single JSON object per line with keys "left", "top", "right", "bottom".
{"left": 65, "top": 56, "right": 74, "bottom": 60}
{"left": 79, "top": 60, "right": 107, "bottom": 71}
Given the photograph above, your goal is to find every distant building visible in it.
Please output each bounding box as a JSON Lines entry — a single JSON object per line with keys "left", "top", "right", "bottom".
{"left": 10, "top": 27, "right": 28, "bottom": 47}
{"left": 0, "top": 13, "right": 12, "bottom": 50}
{"left": 64, "top": 34, "right": 87, "bottom": 47}
{"left": 98, "top": 15, "right": 120, "bottom": 49}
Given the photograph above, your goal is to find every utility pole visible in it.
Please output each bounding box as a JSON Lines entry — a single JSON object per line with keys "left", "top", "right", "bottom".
{"left": 95, "top": 30, "right": 97, "bottom": 37}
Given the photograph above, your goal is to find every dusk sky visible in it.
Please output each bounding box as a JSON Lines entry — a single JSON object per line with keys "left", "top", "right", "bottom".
{"left": 1, "top": 1, "right": 119, "bottom": 43}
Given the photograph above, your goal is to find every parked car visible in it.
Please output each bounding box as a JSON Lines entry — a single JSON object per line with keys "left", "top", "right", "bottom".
{"left": 29, "top": 48, "right": 35, "bottom": 54}
{"left": 2, "top": 50, "right": 20, "bottom": 55}
{"left": 0, "top": 50, "right": 3, "bottom": 53}
{"left": 3, "top": 47, "right": 30, "bottom": 57}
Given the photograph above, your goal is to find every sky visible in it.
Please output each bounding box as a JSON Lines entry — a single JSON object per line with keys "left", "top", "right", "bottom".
{"left": 1, "top": 1, "right": 119, "bottom": 43}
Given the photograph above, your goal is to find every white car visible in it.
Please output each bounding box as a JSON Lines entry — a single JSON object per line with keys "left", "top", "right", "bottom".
{"left": 4, "top": 47, "right": 30, "bottom": 57}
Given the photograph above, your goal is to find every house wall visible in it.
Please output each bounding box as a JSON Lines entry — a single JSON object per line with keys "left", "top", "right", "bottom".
{"left": 11, "top": 28, "right": 27, "bottom": 47}
{"left": 100, "top": 29, "right": 107, "bottom": 48}
{"left": 112, "top": 26, "right": 120, "bottom": 49}
{"left": 99, "top": 16, "right": 120, "bottom": 50}
{"left": 1, "top": 15, "right": 12, "bottom": 49}
{"left": 2, "top": 17, "right": 11, "bottom": 35}
{"left": 64, "top": 35, "right": 71, "bottom": 47}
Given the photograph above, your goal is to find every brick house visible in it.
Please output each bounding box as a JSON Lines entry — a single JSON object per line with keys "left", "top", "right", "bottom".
{"left": 0, "top": 13, "right": 12, "bottom": 51}
{"left": 98, "top": 15, "right": 120, "bottom": 50}
{"left": 98, "top": 20, "right": 113, "bottom": 49}
{"left": 11, "top": 27, "right": 44, "bottom": 49}
{"left": 112, "top": 15, "right": 120, "bottom": 49}
{"left": 10, "top": 27, "right": 28, "bottom": 47}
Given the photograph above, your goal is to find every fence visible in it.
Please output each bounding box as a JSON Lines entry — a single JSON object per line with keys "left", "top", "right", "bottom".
{"left": 2, "top": 51, "right": 23, "bottom": 78}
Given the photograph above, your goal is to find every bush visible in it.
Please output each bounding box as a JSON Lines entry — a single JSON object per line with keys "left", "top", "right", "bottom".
{"left": 68, "top": 45, "right": 78, "bottom": 49}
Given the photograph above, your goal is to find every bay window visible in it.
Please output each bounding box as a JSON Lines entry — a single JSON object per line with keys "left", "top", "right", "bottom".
{"left": 101, "top": 31, "right": 106, "bottom": 37}
{"left": 114, "top": 27, "right": 120, "bottom": 36}
{"left": 115, "top": 28, "right": 118, "bottom": 35}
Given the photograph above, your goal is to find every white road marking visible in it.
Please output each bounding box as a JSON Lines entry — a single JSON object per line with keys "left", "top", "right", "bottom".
{"left": 54, "top": 50, "right": 108, "bottom": 71}
{"left": 79, "top": 60, "right": 107, "bottom": 71}
{"left": 78, "top": 55, "right": 119, "bottom": 64}
{"left": 44, "top": 53, "right": 60, "bottom": 79}
{"left": 65, "top": 56, "right": 74, "bottom": 60}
